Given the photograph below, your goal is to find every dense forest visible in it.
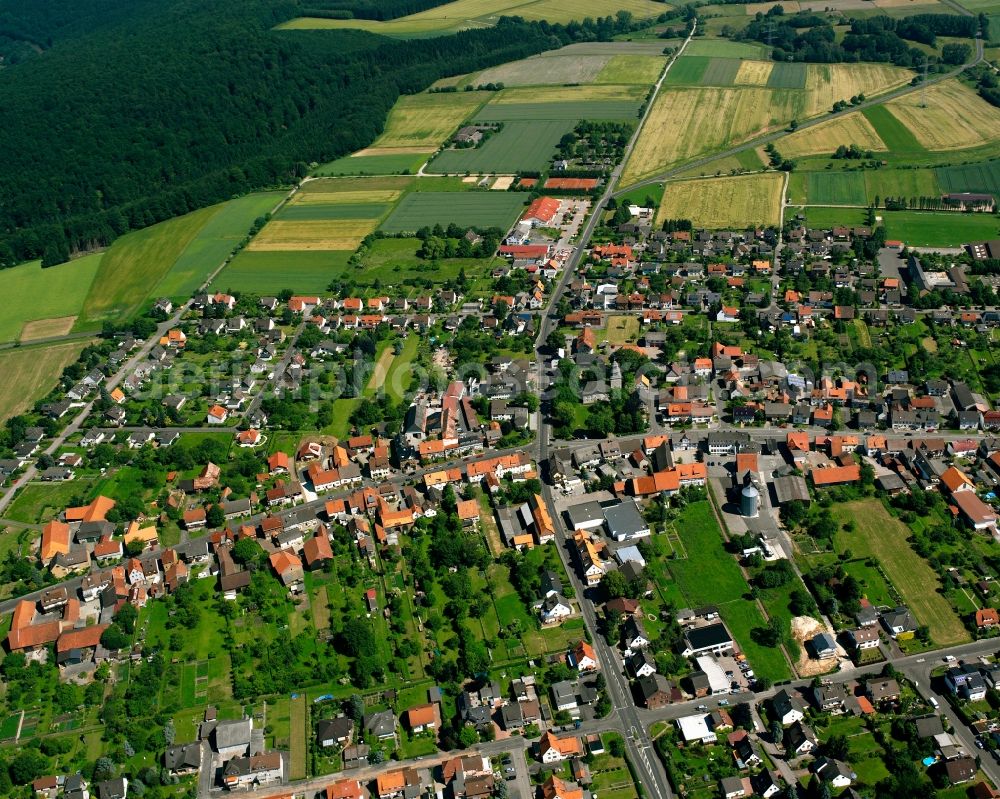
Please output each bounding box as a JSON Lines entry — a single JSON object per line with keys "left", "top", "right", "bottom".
{"left": 0, "top": 0, "right": 660, "bottom": 268}
{"left": 737, "top": 7, "right": 981, "bottom": 66}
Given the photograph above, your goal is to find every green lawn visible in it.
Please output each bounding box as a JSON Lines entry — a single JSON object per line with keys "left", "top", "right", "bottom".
{"left": 719, "top": 598, "right": 792, "bottom": 684}
{"left": 0, "top": 254, "right": 103, "bottom": 343}
{"left": 667, "top": 502, "right": 747, "bottom": 606}
{"left": 5, "top": 480, "right": 96, "bottom": 525}
{"left": 382, "top": 335, "right": 419, "bottom": 402}
{"left": 841, "top": 559, "right": 898, "bottom": 608}
{"left": 832, "top": 499, "right": 968, "bottom": 647}
{"left": 354, "top": 237, "right": 497, "bottom": 287}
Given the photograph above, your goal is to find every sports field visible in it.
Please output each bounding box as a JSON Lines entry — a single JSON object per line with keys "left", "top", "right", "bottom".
{"left": 656, "top": 173, "right": 783, "bottom": 229}
{"left": 832, "top": 499, "right": 968, "bottom": 646}
{"left": 428, "top": 119, "right": 574, "bottom": 173}
{"left": 779, "top": 112, "right": 887, "bottom": 158}
{"left": 0, "top": 254, "right": 103, "bottom": 343}
{"left": 883, "top": 210, "right": 1000, "bottom": 247}
{"left": 212, "top": 251, "right": 351, "bottom": 294}
{"left": 279, "top": 0, "right": 667, "bottom": 36}
{"left": 314, "top": 151, "right": 428, "bottom": 176}
{"left": 0, "top": 340, "right": 94, "bottom": 421}
{"left": 380, "top": 191, "right": 525, "bottom": 233}
{"left": 885, "top": 80, "right": 1000, "bottom": 151}
{"left": 371, "top": 91, "right": 489, "bottom": 149}
{"left": 246, "top": 219, "right": 379, "bottom": 251}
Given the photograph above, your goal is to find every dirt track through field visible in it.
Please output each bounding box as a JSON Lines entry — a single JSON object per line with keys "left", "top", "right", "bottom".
{"left": 367, "top": 347, "right": 395, "bottom": 392}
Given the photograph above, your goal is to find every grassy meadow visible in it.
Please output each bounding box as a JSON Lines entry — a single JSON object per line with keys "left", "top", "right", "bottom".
{"left": 657, "top": 173, "right": 784, "bottom": 228}
{"left": 0, "top": 254, "right": 103, "bottom": 343}
{"left": 0, "top": 340, "right": 96, "bottom": 421}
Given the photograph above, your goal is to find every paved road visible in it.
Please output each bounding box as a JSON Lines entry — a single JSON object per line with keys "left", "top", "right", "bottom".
{"left": 614, "top": 34, "right": 985, "bottom": 196}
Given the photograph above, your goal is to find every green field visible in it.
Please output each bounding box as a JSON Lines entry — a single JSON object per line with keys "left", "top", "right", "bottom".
{"left": 352, "top": 238, "right": 495, "bottom": 286}
{"left": 79, "top": 193, "right": 281, "bottom": 324}
{"left": 276, "top": 203, "right": 391, "bottom": 221}
{"left": 314, "top": 152, "right": 428, "bottom": 176}
{"left": 937, "top": 159, "right": 1000, "bottom": 196}
{"left": 380, "top": 191, "right": 526, "bottom": 232}
{"left": 212, "top": 250, "right": 350, "bottom": 294}
{"left": 882, "top": 210, "right": 1000, "bottom": 247}
{"left": 595, "top": 54, "right": 664, "bottom": 85}
{"left": 805, "top": 172, "right": 867, "bottom": 205}
{"left": 430, "top": 120, "right": 574, "bottom": 173}
{"left": 832, "top": 499, "right": 968, "bottom": 647}
{"left": 667, "top": 502, "right": 748, "bottom": 606}
{"left": 682, "top": 39, "right": 771, "bottom": 58}
{"left": 0, "top": 341, "right": 95, "bottom": 422}
{"left": 80, "top": 206, "right": 218, "bottom": 324}
{"left": 476, "top": 100, "right": 642, "bottom": 122}
{"left": 5, "top": 479, "right": 96, "bottom": 524}
{"left": 663, "top": 55, "right": 710, "bottom": 85}
{"left": 381, "top": 335, "right": 420, "bottom": 402}
{"left": 797, "top": 205, "right": 870, "bottom": 228}
{"left": 766, "top": 62, "right": 807, "bottom": 89}
{"left": 157, "top": 192, "right": 286, "bottom": 298}
{"left": 861, "top": 105, "right": 926, "bottom": 154}
{"left": 0, "top": 254, "right": 103, "bottom": 343}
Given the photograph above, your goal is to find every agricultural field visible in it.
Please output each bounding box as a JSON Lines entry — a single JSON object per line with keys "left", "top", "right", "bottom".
{"left": 79, "top": 192, "right": 284, "bottom": 326}
{"left": 802, "top": 172, "right": 868, "bottom": 206}
{"left": 656, "top": 173, "right": 784, "bottom": 228}
{"left": 595, "top": 54, "right": 665, "bottom": 84}
{"left": 860, "top": 104, "right": 925, "bottom": 153}
{"left": 788, "top": 167, "right": 944, "bottom": 206}
{"left": 379, "top": 191, "right": 526, "bottom": 233}
{"left": 779, "top": 112, "right": 887, "bottom": 158}
{"left": 666, "top": 57, "right": 807, "bottom": 88}
{"left": 885, "top": 80, "right": 1000, "bottom": 151}
{"left": 0, "top": 254, "right": 103, "bottom": 343}
{"left": 155, "top": 192, "right": 286, "bottom": 298}
{"left": 279, "top": 0, "right": 668, "bottom": 36}
{"left": 624, "top": 62, "right": 910, "bottom": 182}
{"left": 681, "top": 39, "right": 771, "bottom": 58}
{"left": 246, "top": 219, "right": 379, "bottom": 251}
{"left": 936, "top": 158, "right": 1000, "bottom": 196}
{"left": 428, "top": 119, "right": 575, "bottom": 173}
{"left": 212, "top": 251, "right": 351, "bottom": 294}
{"left": 0, "top": 340, "right": 95, "bottom": 421}
{"left": 371, "top": 91, "right": 489, "bottom": 150}
{"left": 314, "top": 151, "right": 428, "bottom": 177}
{"left": 474, "top": 51, "right": 611, "bottom": 87}
{"left": 832, "top": 499, "right": 968, "bottom": 647}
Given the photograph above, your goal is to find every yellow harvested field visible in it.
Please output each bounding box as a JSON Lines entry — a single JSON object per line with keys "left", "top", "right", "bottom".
{"left": 734, "top": 60, "right": 773, "bottom": 85}
{"left": 656, "top": 173, "right": 784, "bottom": 229}
{"left": 624, "top": 87, "right": 796, "bottom": 182}
{"left": 802, "top": 63, "right": 911, "bottom": 117}
{"left": 372, "top": 91, "right": 489, "bottom": 149}
{"left": 596, "top": 54, "right": 665, "bottom": 85}
{"left": 886, "top": 80, "right": 1000, "bottom": 151}
{"left": 493, "top": 84, "right": 648, "bottom": 104}
{"left": 20, "top": 316, "right": 77, "bottom": 341}
{"left": 291, "top": 190, "right": 403, "bottom": 205}
{"left": 778, "top": 112, "right": 887, "bottom": 158}
{"left": 247, "top": 220, "right": 379, "bottom": 251}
